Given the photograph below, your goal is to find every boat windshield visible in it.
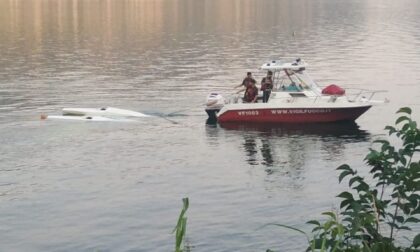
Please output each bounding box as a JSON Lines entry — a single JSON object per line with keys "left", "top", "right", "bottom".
{"left": 267, "top": 69, "right": 320, "bottom": 94}
{"left": 261, "top": 59, "right": 322, "bottom": 94}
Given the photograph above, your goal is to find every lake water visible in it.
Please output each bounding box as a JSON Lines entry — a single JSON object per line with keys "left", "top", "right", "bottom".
{"left": 1, "top": 0, "right": 420, "bottom": 251}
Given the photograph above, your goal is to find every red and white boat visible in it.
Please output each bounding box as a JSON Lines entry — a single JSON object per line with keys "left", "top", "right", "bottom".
{"left": 205, "top": 58, "right": 387, "bottom": 123}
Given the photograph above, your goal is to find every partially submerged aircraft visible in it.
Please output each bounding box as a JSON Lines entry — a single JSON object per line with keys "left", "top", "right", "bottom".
{"left": 41, "top": 107, "right": 151, "bottom": 122}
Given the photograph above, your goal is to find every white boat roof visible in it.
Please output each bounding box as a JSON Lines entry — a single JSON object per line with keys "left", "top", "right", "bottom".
{"left": 261, "top": 58, "right": 307, "bottom": 71}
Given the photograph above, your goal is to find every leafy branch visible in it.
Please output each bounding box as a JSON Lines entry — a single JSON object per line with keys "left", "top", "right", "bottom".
{"left": 267, "top": 108, "right": 420, "bottom": 251}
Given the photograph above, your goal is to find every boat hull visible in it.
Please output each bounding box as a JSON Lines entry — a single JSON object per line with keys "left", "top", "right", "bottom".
{"left": 62, "top": 107, "right": 150, "bottom": 117}
{"left": 45, "top": 115, "right": 132, "bottom": 122}
{"left": 217, "top": 105, "right": 372, "bottom": 123}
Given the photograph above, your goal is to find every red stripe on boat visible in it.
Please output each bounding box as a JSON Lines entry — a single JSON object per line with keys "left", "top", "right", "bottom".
{"left": 217, "top": 106, "right": 371, "bottom": 123}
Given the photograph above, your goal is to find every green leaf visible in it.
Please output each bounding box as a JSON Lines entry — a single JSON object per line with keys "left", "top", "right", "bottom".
{"left": 173, "top": 198, "right": 189, "bottom": 234}
{"left": 396, "top": 115, "right": 411, "bottom": 125}
{"left": 397, "top": 225, "right": 411, "bottom": 231}
{"left": 374, "top": 139, "right": 390, "bottom": 145}
{"left": 307, "top": 220, "right": 321, "bottom": 226}
{"left": 405, "top": 217, "right": 420, "bottom": 223}
{"left": 353, "top": 181, "right": 370, "bottom": 192}
{"left": 340, "top": 199, "right": 352, "bottom": 209}
{"left": 322, "top": 212, "right": 337, "bottom": 221}
{"left": 409, "top": 121, "right": 417, "bottom": 130}
{"left": 402, "top": 123, "right": 410, "bottom": 132}
{"left": 337, "top": 191, "right": 353, "bottom": 200}
{"left": 394, "top": 215, "right": 405, "bottom": 223}
{"left": 400, "top": 155, "right": 407, "bottom": 166}
{"left": 365, "top": 150, "right": 379, "bottom": 161}
{"left": 413, "top": 233, "right": 420, "bottom": 248}
{"left": 323, "top": 220, "right": 334, "bottom": 230}
{"left": 339, "top": 170, "right": 354, "bottom": 183}
{"left": 349, "top": 176, "right": 363, "bottom": 187}
{"left": 337, "top": 164, "right": 351, "bottom": 171}
{"left": 374, "top": 174, "right": 384, "bottom": 180}
{"left": 311, "top": 226, "right": 321, "bottom": 233}
{"left": 387, "top": 222, "right": 399, "bottom": 229}
{"left": 385, "top": 125, "right": 397, "bottom": 135}
{"left": 397, "top": 107, "right": 412, "bottom": 115}
{"left": 175, "top": 217, "right": 187, "bottom": 251}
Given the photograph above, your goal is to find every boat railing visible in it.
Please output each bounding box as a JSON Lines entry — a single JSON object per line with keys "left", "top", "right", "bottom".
{"left": 225, "top": 93, "right": 342, "bottom": 104}
{"left": 225, "top": 94, "right": 241, "bottom": 104}
{"left": 344, "top": 88, "right": 388, "bottom": 102}
{"left": 225, "top": 89, "right": 388, "bottom": 105}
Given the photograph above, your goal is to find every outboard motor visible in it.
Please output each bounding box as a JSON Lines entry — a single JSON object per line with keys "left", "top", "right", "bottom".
{"left": 205, "top": 93, "right": 225, "bottom": 121}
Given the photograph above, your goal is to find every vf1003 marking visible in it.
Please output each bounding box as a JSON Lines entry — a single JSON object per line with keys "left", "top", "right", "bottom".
{"left": 237, "top": 110, "right": 259, "bottom": 116}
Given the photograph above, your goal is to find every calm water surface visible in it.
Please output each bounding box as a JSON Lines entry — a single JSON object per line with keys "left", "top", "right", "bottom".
{"left": 1, "top": 0, "right": 420, "bottom": 251}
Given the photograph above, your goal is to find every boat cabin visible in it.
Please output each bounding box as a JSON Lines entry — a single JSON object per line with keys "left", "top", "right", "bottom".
{"left": 260, "top": 58, "right": 322, "bottom": 96}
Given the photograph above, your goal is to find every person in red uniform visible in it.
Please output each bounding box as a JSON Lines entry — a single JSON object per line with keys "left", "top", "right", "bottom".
{"left": 235, "top": 72, "right": 255, "bottom": 88}
{"left": 243, "top": 79, "right": 258, "bottom": 103}
{"left": 261, "top": 70, "right": 273, "bottom": 103}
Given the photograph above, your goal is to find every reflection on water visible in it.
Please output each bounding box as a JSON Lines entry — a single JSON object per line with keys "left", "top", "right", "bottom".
{"left": 205, "top": 121, "right": 372, "bottom": 195}
{"left": 260, "top": 137, "right": 274, "bottom": 167}
{"left": 219, "top": 121, "right": 369, "bottom": 139}
{"left": 216, "top": 122, "right": 370, "bottom": 169}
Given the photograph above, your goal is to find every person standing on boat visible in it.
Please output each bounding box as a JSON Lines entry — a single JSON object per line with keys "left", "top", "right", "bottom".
{"left": 261, "top": 71, "right": 273, "bottom": 103}
{"left": 243, "top": 79, "right": 259, "bottom": 103}
{"left": 235, "top": 72, "right": 255, "bottom": 88}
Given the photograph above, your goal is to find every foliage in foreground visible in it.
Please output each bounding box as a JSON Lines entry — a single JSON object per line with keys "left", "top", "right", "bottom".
{"left": 173, "top": 197, "right": 189, "bottom": 252}
{"left": 269, "top": 108, "right": 420, "bottom": 252}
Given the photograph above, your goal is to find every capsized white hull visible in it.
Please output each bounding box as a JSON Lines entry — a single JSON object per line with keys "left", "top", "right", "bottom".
{"left": 45, "top": 115, "right": 134, "bottom": 122}
{"left": 62, "top": 107, "right": 151, "bottom": 117}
